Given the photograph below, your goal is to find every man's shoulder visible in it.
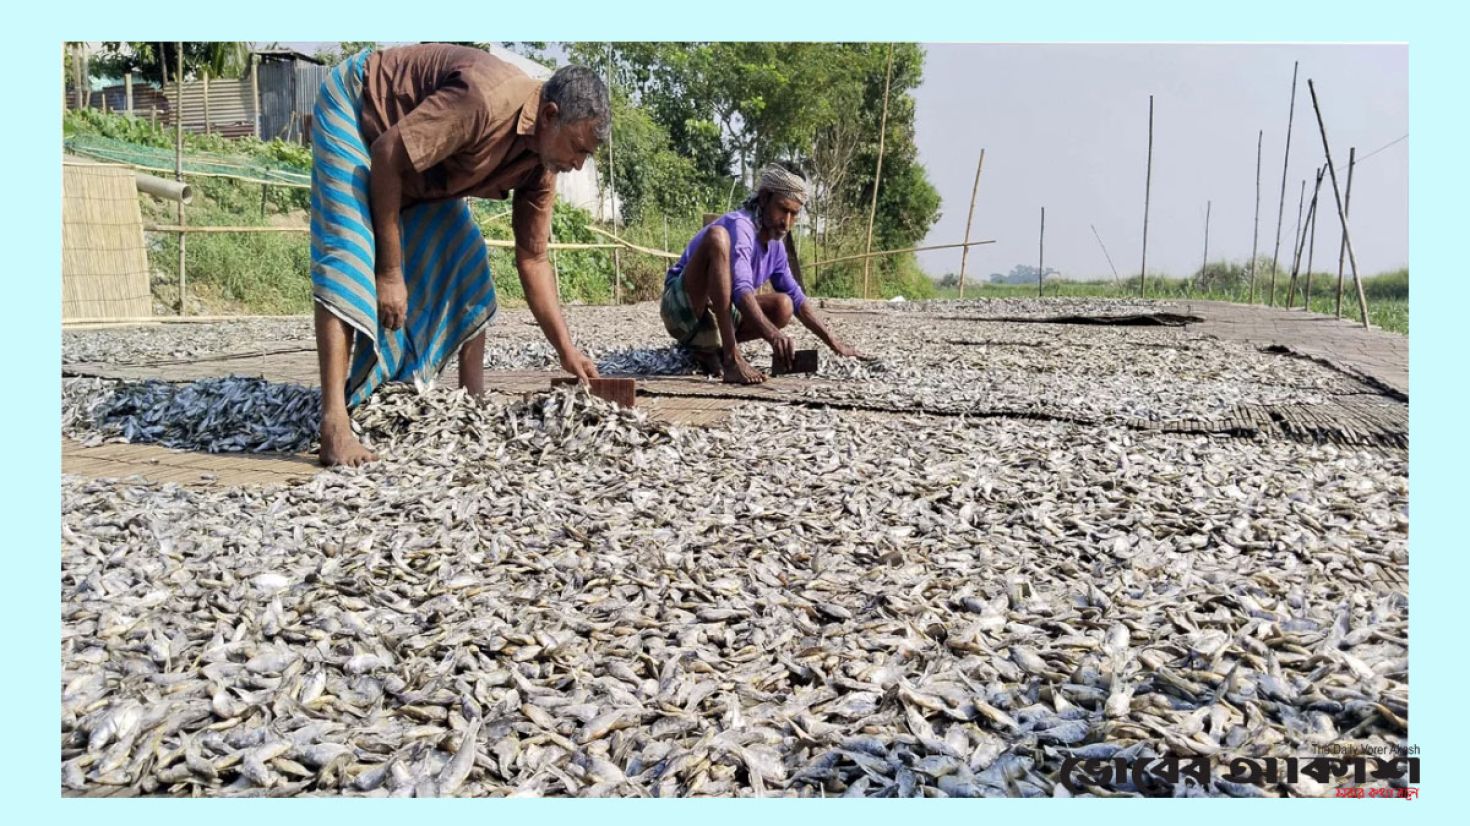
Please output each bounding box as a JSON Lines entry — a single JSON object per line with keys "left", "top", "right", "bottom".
{"left": 377, "top": 44, "right": 530, "bottom": 87}
{"left": 718, "top": 210, "right": 756, "bottom": 242}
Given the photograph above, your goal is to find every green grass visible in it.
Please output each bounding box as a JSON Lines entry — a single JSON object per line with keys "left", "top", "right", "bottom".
{"left": 932, "top": 268, "right": 1408, "bottom": 334}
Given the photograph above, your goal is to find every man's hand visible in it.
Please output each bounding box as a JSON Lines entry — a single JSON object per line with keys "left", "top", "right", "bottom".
{"left": 766, "top": 329, "right": 795, "bottom": 371}
{"left": 831, "top": 340, "right": 870, "bottom": 360}
{"left": 376, "top": 267, "right": 408, "bottom": 331}
{"left": 559, "top": 348, "right": 601, "bottom": 383}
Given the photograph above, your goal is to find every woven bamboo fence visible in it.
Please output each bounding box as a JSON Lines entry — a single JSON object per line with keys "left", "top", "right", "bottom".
{"left": 63, "top": 163, "right": 153, "bottom": 322}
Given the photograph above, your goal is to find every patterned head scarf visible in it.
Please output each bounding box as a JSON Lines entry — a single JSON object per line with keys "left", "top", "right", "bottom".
{"left": 755, "top": 164, "right": 810, "bottom": 206}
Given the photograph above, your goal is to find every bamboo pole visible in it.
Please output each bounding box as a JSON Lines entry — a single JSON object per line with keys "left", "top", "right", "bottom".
{"left": 812, "top": 207, "right": 821, "bottom": 287}
{"left": 135, "top": 227, "right": 998, "bottom": 279}
{"left": 175, "top": 44, "right": 186, "bottom": 316}
{"left": 813, "top": 240, "right": 994, "bottom": 268}
{"left": 66, "top": 314, "right": 309, "bottom": 327}
{"left": 586, "top": 225, "right": 678, "bottom": 258}
{"left": 606, "top": 44, "right": 622, "bottom": 302}
{"left": 958, "top": 148, "right": 985, "bottom": 299}
{"left": 1090, "top": 224, "right": 1120, "bottom": 286}
{"left": 1249, "top": 129, "right": 1262, "bottom": 302}
{"left": 124, "top": 72, "right": 133, "bottom": 117}
{"left": 68, "top": 154, "right": 309, "bottom": 190}
{"left": 1304, "top": 174, "right": 1321, "bottom": 308}
{"left": 1037, "top": 206, "right": 1046, "bottom": 298}
{"left": 148, "top": 225, "right": 308, "bottom": 233}
{"left": 1199, "top": 200, "right": 1211, "bottom": 292}
{"left": 1288, "top": 167, "right": 1323, "bottom": 308}
{"left": 588, "top": 223, "right": 992, "bottom": 266}
{"left": 1139, "top": 94, "right": 1154, "bottom": 297}
{"left": 202, "top": 71, "right": 210, "bottom": 136}
{"left": 144, "top": 224, "right": 622, "bottom": 251}
{"left": 1286, "top": 177, "right": 1306, "bottom": 302}
{"left": 76, "top": 45, "right": 89, "bottom": 109}
{"left": 1335, "top": 146, "right": 1356, "bottom": 318}
{"left": 605, "top": 44, "right": 616, "bottom": 226}
{"left": 250, "top": 56, "right": 261, "bottom": 139}
{"left": 614, "top": 248, "right": 623, "bottom": 304}
{"left": 862, "top": 44, "right": 894, "bottom": 300}
{"left": 1308, "top": 79, "right": 1370, "bottom": 328}
{"left": 1269, "top": 61, "right": 1300, "bottom": 307}
{"left": 71, "top": 44, "right": 83, "bottom": 109}
{"left": 785, "top": 233, "right": 805, "bottom": 291}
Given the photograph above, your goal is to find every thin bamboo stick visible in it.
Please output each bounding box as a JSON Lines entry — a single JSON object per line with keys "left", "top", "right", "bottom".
{"left": 1287, "top": 177, "right": 1307, "bottom": 300}
{"left": 175, "top": 44, "right": 186, "bottom": 316}
{"left": 1091, "top": 224, "right": 1120, "bottom": 286}
{"left": 1335, "top": 146, "right": 1356, "bottom": 318}
{"left": 1304, "top": 174, "right": 1321, "bottom": 309}
{"left": 250, "top": 57, "right": 260, "bottom": 139}
{"left": 813, "top": 240, "right": 995, "bottom": 268}
{"left": 1307, "top": 79, "right": 1370, "bottom": 328}
{"left": 144, "top": 224, "right": 622, "bottom": 251}
{"left": 586, "top": 225, "right": 678, "bottom": 258}
{"left": 1199, "top": 200, "right": 1211, "bottom": 292}
{"left": 958, "top": 148, "right": 985, "bottom": 299}
{"left": 1249, "top": 129, "right": 1263, "bottom": 302}
{"left": 1269, "top": 61, "right": 1300, "bottom": 307}
{"left": 1288, "top": 167, "right": 1323, "bottom": 308}
{"left": 862, "top": 44, "right": 894, "bottom": 300}
{"left": 1139, "top": 94, "right": 1154, "bottom": 297}
{"left": 1037, "top": 206, "right": 1046, "bottom": 298}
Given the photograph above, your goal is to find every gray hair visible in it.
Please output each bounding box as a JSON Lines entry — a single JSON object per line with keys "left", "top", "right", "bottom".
{"left": 543, "top": 65, "right": 611, "bottom": 142}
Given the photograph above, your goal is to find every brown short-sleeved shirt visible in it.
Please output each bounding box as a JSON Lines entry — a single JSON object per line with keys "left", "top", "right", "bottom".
{"left": 359, "top": 44, "right": 554, "bottom": 254}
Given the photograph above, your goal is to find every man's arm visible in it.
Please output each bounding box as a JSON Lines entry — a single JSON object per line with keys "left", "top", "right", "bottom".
{"left": 794, "top": 301, "right": 863, "bottom": 358}
{"left": 367, "top": 80, "right": 481, "bottom": 331}
{"left": 368, "top": 127, "right": 410, "bottom": 330}
{"left": 767, "top": 249, "right": 859, "bottom": 360}
{"left": 513, "top": 171, "right": 598, "bottom": 381}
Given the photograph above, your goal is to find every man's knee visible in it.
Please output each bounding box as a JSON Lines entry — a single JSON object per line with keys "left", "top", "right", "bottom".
{"left": 701, "top": 225, "right": 731, "bottom": 258}
{"left": 771, "top": 293, "right": 794, "bottom": 326}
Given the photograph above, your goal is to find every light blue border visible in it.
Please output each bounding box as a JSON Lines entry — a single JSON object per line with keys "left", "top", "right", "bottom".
{"left": 14, "top": 1, "right": 1457, "bottom": 824}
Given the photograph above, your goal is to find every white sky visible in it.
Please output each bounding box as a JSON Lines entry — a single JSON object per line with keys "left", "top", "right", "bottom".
{"left": 912, "top": 44, "right": 1407, "bottom": 280}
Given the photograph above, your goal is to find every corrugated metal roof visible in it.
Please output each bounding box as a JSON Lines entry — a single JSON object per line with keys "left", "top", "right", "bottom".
{"left": 252, "top": 48, "right": 325, "bottom": 65}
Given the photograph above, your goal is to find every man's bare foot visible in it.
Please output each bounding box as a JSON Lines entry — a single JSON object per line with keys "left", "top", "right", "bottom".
{"left": 319, "top": 416, "right": 376, "bottom": 467}
{"left": 692, "top": 349, "right": 723, "bottom": 377}
{"left": 722, "top": 352, "right": 767, "bottom": 385}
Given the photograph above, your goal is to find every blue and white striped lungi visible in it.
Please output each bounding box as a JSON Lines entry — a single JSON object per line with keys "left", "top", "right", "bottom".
{"left": 309, "top": 51, "right": 498, "bottom": 408}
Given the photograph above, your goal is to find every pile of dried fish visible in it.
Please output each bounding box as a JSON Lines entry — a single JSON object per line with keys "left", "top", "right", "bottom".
{"left": 594, "top": 346, "right": 697, "bottom": 376}
{"left": 63, "top": 376, "right": 321, "bottom": 454}
{"left": 61, "top": 382, "right": 1408, "bottom": 797}
{"left": 355, "top": 385, "right": 672, "bottom": 460}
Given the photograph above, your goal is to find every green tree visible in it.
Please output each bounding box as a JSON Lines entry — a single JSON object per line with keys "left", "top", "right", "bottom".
{"left": 499, "top": 42, "right": 558, "bottom": 68}
{"left": 315, "top": 42, "right": 378, "bottom": 66}
{"left": 597, "top": 92, "right": 719, "bottom": 224}
{"left": 89, "top": 42, "right": 255, "bottom": 84}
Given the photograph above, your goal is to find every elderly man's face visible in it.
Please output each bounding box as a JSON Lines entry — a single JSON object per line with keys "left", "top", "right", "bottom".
{"left": 536, "top": 103, "right": 601, "bottom": 175}
{"left": 762, "top": 195, "right": 803, "bottom": 240}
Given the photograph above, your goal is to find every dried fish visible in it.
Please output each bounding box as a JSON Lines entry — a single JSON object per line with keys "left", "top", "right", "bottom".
{"left": 60, "top": 300, "right": 1408, "bottom": 798}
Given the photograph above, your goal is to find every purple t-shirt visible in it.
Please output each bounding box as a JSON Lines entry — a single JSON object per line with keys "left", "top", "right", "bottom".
{"left": 666, "top": 209, "right": 807, "bottom": 313}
